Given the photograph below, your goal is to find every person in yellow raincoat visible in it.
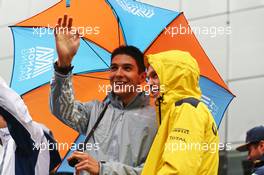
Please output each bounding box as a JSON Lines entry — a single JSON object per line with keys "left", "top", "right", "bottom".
{"left": 142, "top": 50, "right": 220, "bottom": 175}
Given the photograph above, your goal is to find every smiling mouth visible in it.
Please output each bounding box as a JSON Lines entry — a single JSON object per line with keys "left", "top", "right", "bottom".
{"left": 113, "top": 81, "right": 128, "bottom": 85}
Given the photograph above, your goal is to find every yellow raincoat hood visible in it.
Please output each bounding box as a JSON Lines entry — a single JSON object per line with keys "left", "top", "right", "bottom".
{"left": 147, "top": 50, "right": 202, "bottom": 105}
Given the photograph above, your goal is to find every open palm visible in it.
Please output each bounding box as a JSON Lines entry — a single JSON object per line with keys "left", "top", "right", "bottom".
{"left": 55, "top": 15, "right": 80, "bottom": 67}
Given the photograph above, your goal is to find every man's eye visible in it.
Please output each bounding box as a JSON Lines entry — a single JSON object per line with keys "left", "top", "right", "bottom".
{"left": 110, "top": 66, "right": 117, "bottom": 71}
{"left": 124, "top": 66, "right": 132, "bottom": 71}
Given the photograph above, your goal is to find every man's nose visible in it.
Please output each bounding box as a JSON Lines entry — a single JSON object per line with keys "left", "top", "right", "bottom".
{"left": 115, "top": 68, "right": 124, "bottom": 77}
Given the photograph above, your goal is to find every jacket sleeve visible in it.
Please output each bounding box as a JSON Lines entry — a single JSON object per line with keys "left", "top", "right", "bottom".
{"left": 50, "top": 71, "right": 96, "bottom": 134}
{"left": 157, "top": 104, "right": 205, "bottom": 175}
{"left": 99, "top": 162, "right": 143, "bottom": 175}
{"left": 0, "top": 97, "right": 44, "bottom": 153}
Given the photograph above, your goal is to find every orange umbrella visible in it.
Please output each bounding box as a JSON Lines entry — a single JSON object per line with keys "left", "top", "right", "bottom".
{"left": 9, "top": 0, "right": 233, "bottom": 173}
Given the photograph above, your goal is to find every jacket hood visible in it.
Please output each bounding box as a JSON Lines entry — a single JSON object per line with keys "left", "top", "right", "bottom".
{"left": 146, "top": 50, "right": 202, "bottom": 104}
{"left": 0, "top": 77, "right": 32, "bottom": 124}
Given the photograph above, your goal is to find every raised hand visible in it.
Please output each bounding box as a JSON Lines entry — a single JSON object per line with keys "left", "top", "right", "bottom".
{"left": 55, "top": 15, "right": 80, "bottom": 68}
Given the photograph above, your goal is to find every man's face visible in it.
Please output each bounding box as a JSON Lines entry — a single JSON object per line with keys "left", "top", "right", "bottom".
{"left": 147, "top": 65, "right": 160, "bottom": 98}
{"left": 0, "top": 114, "right": 7, "bottom": 128}
{"left": 247, "top": 141, "right": 264, "bottom": 161}
{"left": 109, "top": 54, "right": 145, "bottom": 98}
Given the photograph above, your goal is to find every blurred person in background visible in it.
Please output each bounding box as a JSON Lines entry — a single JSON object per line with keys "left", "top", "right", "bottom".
{"left": 237, "top": 125, "right": 264, "bottom": 175}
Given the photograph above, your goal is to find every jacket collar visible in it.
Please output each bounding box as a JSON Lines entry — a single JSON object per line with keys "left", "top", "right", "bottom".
{"left": 108, "top": 92, "right": 150, "bottom": 110}
{"left": 255, "top": 154, "right": 264, "bottom": 167}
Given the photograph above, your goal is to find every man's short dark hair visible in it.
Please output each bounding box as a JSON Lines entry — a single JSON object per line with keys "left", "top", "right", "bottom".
{"left": 111, "top": 45, "right": 145, "bottom": 73}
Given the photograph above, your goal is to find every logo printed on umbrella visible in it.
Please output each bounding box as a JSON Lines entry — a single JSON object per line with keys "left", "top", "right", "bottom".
{"left": 116, "top": 0, "right": 154, "bottom": 18}
{"left": 19, "top": 47, "right": 55, "bottom": 81}
{"left": 201, "top": 95, "right": 219, "bottom": 117}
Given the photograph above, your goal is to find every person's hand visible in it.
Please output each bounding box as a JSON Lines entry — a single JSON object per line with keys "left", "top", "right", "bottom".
{"left": 54, "top": 15, "right": 80, "bottom": 68}
{"left": 67, "top": 151, "right": 100, "bottom": 175}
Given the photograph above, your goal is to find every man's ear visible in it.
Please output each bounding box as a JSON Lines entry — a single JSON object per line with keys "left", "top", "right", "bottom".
{"left": 259, "top": 140, "right": 264, "bottom": 149}
{"left": 258, "top": 140, "right": 264, "bottom": 154}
